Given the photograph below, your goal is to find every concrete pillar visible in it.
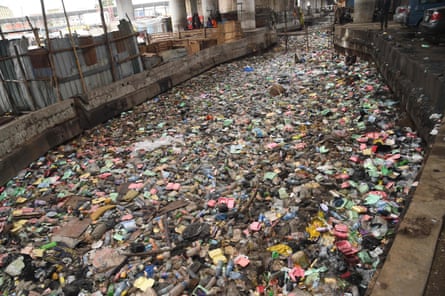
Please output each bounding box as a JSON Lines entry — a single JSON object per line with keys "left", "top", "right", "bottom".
{"left": 272, "top": 0, "right": 288, "bottom": 11}
{"left": 202, "top": 0, "right": 217, "bottom": 21}
{"left": 171, "top": 0, "right": 188, "bottom": 31}
{"left": 353, "top": 0, "right": 375, "bottom": 22}
{"left": 116, "top": 0, "right": 135, "bottom": 22}
{"left": 237, "top": 0, "right": 256, "bottom": 30}
{"left": 218, "top": 0, "right": 236, "bottom": 14}
{"left": 190, "top": 0, "right": 199, "bottom": 14}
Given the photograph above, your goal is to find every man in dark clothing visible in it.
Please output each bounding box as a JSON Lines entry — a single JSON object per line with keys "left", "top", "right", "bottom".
{"left": 378, "top": 0, "right": 391, "bottom": 30}
{"left": 192, "top": 13, "right": 202, "bottom": 29}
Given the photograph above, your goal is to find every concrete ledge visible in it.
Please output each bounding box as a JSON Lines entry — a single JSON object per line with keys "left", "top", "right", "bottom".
{"left": 0, "top": 116, "right": 82, "bottom": 186}
{"left": 0, "top": 100, "right": 80, "bottom": 185}
{"left": 0, "top": 99, "right": 77, "bottom": 157}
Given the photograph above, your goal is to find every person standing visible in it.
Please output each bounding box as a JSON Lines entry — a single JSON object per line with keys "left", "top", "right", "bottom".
{"left": 334, "top": 0, "right": 346, "bottom": 24}
{"left": 378, "top": 0, "right": 391, "bottom": 31}
{"left": 192, "top": 12, "right": 202, "bottom": 29}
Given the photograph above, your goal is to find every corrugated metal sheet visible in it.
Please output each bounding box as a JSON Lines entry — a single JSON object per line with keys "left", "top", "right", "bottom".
{"left": 51, "top": 38, "right": 83, "bottom": 99}
{"left": 0, "top": 39, "right": 31, "bottom": 113}
{"left": 15, "top": 40, "right": 55, "bottom": 109}
{"left": 0, "top": 82, "right": 12, "bottom": 114}
{"left": 0, "top": 23, "right": 142, "bottom": 116}
{"left": 82, "top": 35, "right": 113, "bottom": 90}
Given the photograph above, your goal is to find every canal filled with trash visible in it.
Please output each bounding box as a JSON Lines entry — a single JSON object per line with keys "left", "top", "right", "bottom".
{"left": 0, "top": 28, "right": 425, "bottom": 296}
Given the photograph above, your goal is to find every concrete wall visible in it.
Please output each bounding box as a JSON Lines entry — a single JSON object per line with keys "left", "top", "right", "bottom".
{"left": 81, "top": 28, "right": 276, "bottom": 129}
{"left": 0, "top": 29, "right": 277, "bottom": 186}
{"left": 0, "top": 100, "right": 81, "bottom": 185}
{"left": 334, "top": 25, "right": 445, "bottom": 145}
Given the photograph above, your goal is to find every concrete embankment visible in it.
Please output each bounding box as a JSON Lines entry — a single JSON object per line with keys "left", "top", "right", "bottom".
{"left": 333, "top": 22, "right": 445, "bottom": 296}
{"left": 0, "top": 28, "right": 276, "bottom": 186}
{"left": 1, "top": 20, "right": 444, "bottom": 296}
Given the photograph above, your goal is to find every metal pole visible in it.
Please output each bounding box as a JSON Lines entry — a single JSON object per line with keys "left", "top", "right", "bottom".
{"left": 125, "top": 13, "right": 133, "bottom": 28}
{"left": 13, "top": 45, "right": 38, "bottom": 110}
{"left": 61, "top": 0, "right": 88, "bottom": 95}
{"left": 26, "top": 16, "right": 41, "bottom": 47}
{"left": 40, "top": 0, "right": 62, "bottom": 102}
{"left": 98, "top": 0, "right": 117, "bottom": 82}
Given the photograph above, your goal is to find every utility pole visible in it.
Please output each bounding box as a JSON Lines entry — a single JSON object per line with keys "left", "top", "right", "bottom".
{"left": 61, "top": 0, "right": 88, "bottom": 96}
{"left": 98, "top": 0, "right": 117, "bottom": 82}
{"left": 40, "top": 0, "right": 61, "bottom": 102}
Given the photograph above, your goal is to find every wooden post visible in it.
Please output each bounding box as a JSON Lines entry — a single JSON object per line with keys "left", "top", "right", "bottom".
{"left": 26, "top": 16, "right": 41, "bottom": 47}
{"left": 40, "top": 0, "right": 62, "bottom": 102}
{"left": 13, "top": 45, "right": 38, "bottom": 110}
{"left": 61, "top": 0, "right": 88, "bottom": 96}
{"left": 125, "top": 13, "right": 133, "bottom": 28}
{"left": 98, "top": 0, "right": 117, "bottom": 82}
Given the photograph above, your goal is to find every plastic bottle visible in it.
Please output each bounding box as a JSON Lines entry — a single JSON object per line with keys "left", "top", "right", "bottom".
{"left": 162, "top": 280, "right": 189, "bottom": 296}
{"left": 215, "top": 260, "right": 224, "bottom": 277}
{"left": 113, "top": 281, "right": 129, "bottom": 296}
{"left": 91, "top": 222, "right": 108, "bottom": 240}
{"left": 157, "top": 283, "right": 174, "bottom": 294}
{"left": 40, "top": 241, "right": 57, "bottom": 250}
{"left": 225, "top": 259, "right": 234, "bottom": 277}
{"left": 156, "top": 251, "right": 171, "bottom": 260}
{"left": 204, "top": 276, "right": 217, "bottom": 290}
{"left": 106, "top": 283, "right": 114, "bottom": 296}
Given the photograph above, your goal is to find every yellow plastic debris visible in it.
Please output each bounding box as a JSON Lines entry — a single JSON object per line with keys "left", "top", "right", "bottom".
{"left": 16, "top": 197, "right": 27, "bottom": 204}
{"left": 208, "top": 248, "right": 227, "bottom": 265}
{"left": 32, "top": 248, "right": 45, "bottom": 258}
{"left": 92, "top": 197, "right": 111, "bottom": 205}
{"left": 122, "top": 190, "right": 139, "bottom": 202}
{"left": 266, "top": 244, "right": 293, "bottom": 256}
{"left": 90, "top": 205, "right": 116, "bottom": 221}
{"left": 133, "top": 276, "right": 155, "bottom": 291}
{"left": 175, "top": 224, "right": 186, "bottom": 234}
{"left": 33, "top": 178, "right": 43, "bottom": 186}
{"left": 11, "top": 220, "right": 27, "bottom": 233}
{"left": 79, "top": 173, "right": 90, "bottom": 179}
{"left": 306, "top": 217, "right": 326, "bottom": 241}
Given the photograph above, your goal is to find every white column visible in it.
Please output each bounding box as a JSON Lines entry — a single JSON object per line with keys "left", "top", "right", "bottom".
{"left": 218, "top": 0, "right": 236, "bottom": 14}
{"left": 238, "top": 0, "right": 256, "bottom": 30}
{"left": 116, "top": 0, "right": 135, "bottom": 22}
{"left": 353, "top": 0, "right": 375, "bottom": 22}
{"left": 190, "top": 0, "right": 199, "bottom": 13}
{"left": 170, "top": 0, "right": 188, "bottom": 31}
{"left": 202, "top": 0, "right": 218, "bottom": 21}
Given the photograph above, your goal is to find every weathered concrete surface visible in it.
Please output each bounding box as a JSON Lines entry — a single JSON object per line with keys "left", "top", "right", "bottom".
{"left": 0, "top": 29, "right": 277, "bottom": 186}
{"left": 333, "top": 22, "right": 445, "bottom": 296}
{"left": 0, "top": 99, "right": 80, "bottom": 185}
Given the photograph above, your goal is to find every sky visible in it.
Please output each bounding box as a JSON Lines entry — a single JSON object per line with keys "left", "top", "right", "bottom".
{"left": 0, "top": 0, "right": 95, "bottom": 16}
{"left": 0, "top": 0, "right": 152, "bottom": 17}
